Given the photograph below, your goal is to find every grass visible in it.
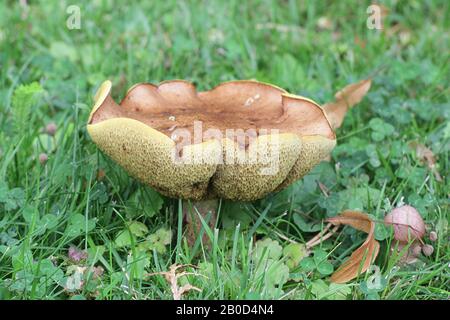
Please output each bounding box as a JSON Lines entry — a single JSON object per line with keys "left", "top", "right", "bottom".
{"left": 0, "top": 0, "right": 449, "bottom": 300}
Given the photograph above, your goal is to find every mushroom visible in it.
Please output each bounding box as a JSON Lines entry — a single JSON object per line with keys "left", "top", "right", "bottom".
{"left": 87, "top": 79, "right": 362, "bottom": 245}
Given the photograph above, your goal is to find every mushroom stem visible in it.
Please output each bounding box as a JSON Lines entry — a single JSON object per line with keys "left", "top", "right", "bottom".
{"left": 182, "top": 199, "right": 218, "bottom": 247}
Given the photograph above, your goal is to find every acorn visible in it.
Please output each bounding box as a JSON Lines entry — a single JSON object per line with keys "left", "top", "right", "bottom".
{"left": 412, "top": 244, "right": 422, "bottom": 257}
{"left": 422, "top": 244, "right": 434, "bottom": 257}
{"left": 384, "top": 205, "right": 425, "bottom": 243}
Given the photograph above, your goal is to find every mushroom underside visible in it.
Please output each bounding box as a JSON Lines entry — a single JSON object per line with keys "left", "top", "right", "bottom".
{"left": 87, "top": 80, "right": 336, "bottom": 201}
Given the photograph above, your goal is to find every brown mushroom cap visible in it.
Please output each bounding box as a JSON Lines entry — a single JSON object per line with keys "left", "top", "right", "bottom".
{"left": 87, "top": 80, "right": 336, "bottom": 201}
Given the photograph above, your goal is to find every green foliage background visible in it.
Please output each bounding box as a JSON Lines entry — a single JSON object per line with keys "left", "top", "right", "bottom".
{"left": 0, "top": 0, "right": 448, "bottom": 299}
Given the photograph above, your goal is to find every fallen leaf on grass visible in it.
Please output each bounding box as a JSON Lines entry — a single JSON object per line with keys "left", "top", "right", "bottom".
{"left": 326, "top": 211, "right": 380, "bottom": 283}
{"left": 147, "top": 264, "right": 202, "bottom": 300}
{"left": 408, "top": 141, "right": 443, "bottom": 182}
{"left": 323, "top": 79, "right": 372, "bottom": 129}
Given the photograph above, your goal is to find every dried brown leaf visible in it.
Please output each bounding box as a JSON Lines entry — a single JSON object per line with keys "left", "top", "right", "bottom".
{"left": 326, "top": 211, "right": 380, "bottom": 283}
{"left": 327, "top": 210, "right": 372, "bottom": 233}
{"left": 409, "top": 141, "right": 443, "bottom": 182}
{"left": 179, "top": 284, "right": 202, "bottom": 297}
{"left": 146, "top": 264, "right": 203, "bottom": 300}
{"left": 323, "top": 79, "right": 372, "bottom": 129}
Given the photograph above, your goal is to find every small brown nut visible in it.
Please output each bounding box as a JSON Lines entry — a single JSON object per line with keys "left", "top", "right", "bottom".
{"left": 39, "top": 153, "right": 48, "bottom": 165}
{"left": 45, "top": 122, "right": 57, "bottom": 136}
{"left": 429, "top": 231, "right": 438, "bottom": 242}
{"left": 422, "top": 244, "right": 434, "bottom": 256}
{"left": 412, "top": 244, "right": 422, "bottom": 257}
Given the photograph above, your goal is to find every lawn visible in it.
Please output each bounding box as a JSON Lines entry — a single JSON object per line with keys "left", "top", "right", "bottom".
{"left": 0, "top": 0, "right": 448, "bottom": 300}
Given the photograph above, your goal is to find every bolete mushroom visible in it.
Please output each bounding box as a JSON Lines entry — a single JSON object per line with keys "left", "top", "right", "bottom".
{"left": 87, "top": 79, "right": 368, "bottom": 245}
